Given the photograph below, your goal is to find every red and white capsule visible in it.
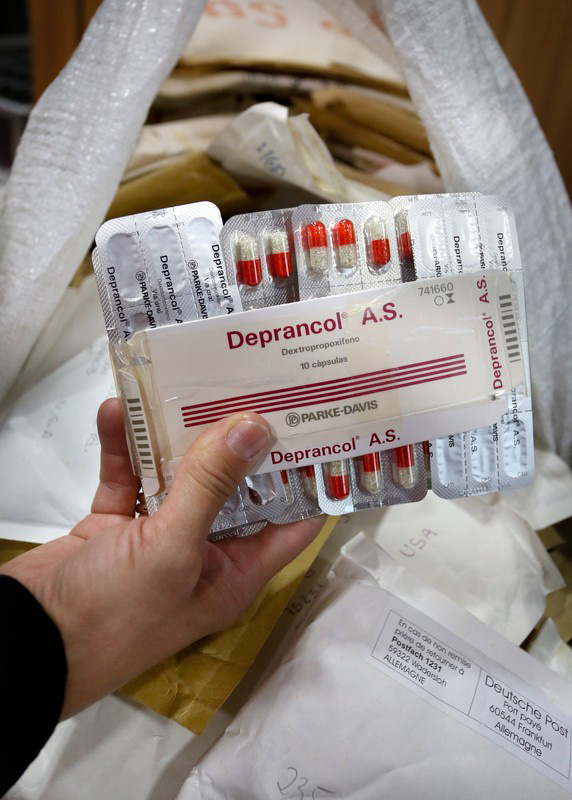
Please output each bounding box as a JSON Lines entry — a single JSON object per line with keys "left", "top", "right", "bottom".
{"left": 301, "top": 464, "right": 318, "bottom": 499}
{"left": 301, "top": 220, "right": 328, "bottom": 273}
{"left": 359, "top": 451, "right": 383, "bottom": 495}
{"left": 332, "top": 218, "right": 357, "bottom": 270}
{"left": 392, "top": 445, "right": 417, "bottom": 490}
{"left": 364, "top": 216, "right": 391, "bottom": 269}
{"left": 323, "top": 459, "right": 350, "bottom": 500}
{"left": 422, "top": 440, "right": 431, "bottom": 473}
{"left": 236, "top": 233, "right": 262, "bottom": 286}
{"left": 395, "top": 212, "right": 413, "bottom": 265}
{"left": 280, "top": 469, "right": 293, "bottom": 504}
{"left": 266, "top": 229, "right": 293, "bottom": 280}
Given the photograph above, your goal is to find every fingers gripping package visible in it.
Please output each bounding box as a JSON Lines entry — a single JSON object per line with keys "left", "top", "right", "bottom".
{"left": 93, "top": 203, "right": 264, "bottom": 538}
{"left": 93, "top": 194, "right": 533, "bottom": 538}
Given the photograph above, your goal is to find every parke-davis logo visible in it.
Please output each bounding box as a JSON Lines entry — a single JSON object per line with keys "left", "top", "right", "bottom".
{"left": 285, "top": 400, "right": 378, "bottom": 427}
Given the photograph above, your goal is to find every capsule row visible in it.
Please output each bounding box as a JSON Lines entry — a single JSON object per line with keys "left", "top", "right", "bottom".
{"left": 300, "top": 215, "right": 392, "bottom": 275}
{"left": 231, "top": 216, "right": 393, "bottom": 287}
{"left": 392, "top": 192, "right": 533, "bottom": 498}
{"left": 280, "top": 445, "right": 421, "bottom": 505}
{"left": 233, "top": 228, "right": 293, "bottom": 286}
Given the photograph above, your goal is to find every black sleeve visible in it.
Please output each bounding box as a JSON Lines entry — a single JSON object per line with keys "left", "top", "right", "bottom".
{"left": 0, "top": 575, "right": 67, "bottom": 796}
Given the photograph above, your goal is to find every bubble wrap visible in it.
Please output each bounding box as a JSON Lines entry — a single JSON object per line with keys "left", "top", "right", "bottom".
{"left": 0, "top": 0, "right": 207, "bottom": 404}
{"left": 321, "top": 0, "right": 572, "bottom": 465}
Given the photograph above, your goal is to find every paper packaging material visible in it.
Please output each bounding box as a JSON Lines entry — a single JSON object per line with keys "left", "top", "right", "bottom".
{"left": 0, "top": 0, "right": 209, "bottom": 406}
{"left": 7, "top": 695, "right": 199, "bottom": 800}
{"left": 0, "top": 337, "right": 115, "bottom": 543}
{"left": 138, "top": 270, "right": 521, "bottom": 474}
{"left": 546, "top": 544, "right": 572, "bottom": 646}
{"left": 180, "top": 534, "right": 572, "bottom": 799}
{"left": 122, "top": 116, "right": 236, "bottom": 182}
{"left": 529, "top": 619, "right": 572, "bottom": 681}
{"left": 0, "top": 275, "right": 106, "bottom": 415}
{"left": 207, "top": 102, "right": 389, "bottom": 203}
{"left": 309, "top": 85, "right": 431, "bottom": 156}
{"left": 293, "top": 97, "right": 429, "bottom": 168}
{"left": 106, "top": 150, "right": 251, "bottom": 222}
{"left": 208, "top": 102, "right": 352, "bottom": 202}
{"left": 326, "top": 0, "right": 572, "bottom": 464}
{"left": 179, "top": 0, "right": 405, "bottom": 91}
{"left": 156, "top": 69, "right": 331, "bottom": 112}
{"left": 339, "top": 491, "right": 564, "bottom": 645}
{"left": 500, "top": 448, "right": 572, "bottom": 531}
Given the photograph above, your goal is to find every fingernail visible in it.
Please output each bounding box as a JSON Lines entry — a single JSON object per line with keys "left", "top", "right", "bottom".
{"left": 226, "top": 419, "right": 271, "bottom": 460}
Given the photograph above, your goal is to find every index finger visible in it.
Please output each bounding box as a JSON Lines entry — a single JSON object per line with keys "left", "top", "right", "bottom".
{"left": 91, "top": 398, "right": 141, "bottom": 517}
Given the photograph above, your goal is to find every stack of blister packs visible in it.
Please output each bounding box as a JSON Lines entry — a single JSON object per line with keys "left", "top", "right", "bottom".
{"left": 93, "top": 193, "right": 533, "bottom": 539}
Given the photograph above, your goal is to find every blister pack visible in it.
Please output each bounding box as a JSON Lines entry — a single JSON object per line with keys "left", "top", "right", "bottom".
{"left": 290, "top": 201, "right": 428, "bottom": 516}
{"left": 219, "top": 208, "right": 318, "bottom": 524}
{"left": 401, "top": 193, "right": 533, "bottom": 497}
{"left": 93, "top": 195, "right": 533, "bottom": 538}
{"left": 94, "top": 202, "right": 267, "bottom": 538}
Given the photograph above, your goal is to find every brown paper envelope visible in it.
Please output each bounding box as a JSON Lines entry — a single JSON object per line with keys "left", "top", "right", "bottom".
{"left": 310, "top": 85, "right": 431, "bottom": 156}
{"left": 106, "top": 151, "right": 255, "bottom": 220}
{"left": 292, "top": 100, "right": 428, "bottom": 166}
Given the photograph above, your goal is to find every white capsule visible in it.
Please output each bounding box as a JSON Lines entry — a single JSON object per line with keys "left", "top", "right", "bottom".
{"left": 323, "top": 459, "right": 350, "bottom": 500}
{"left": 392, "top": 446, "right": 417, "bottom": 490}
{"left": 359, "top": 453, "right": 383, "bottom": 495}
{"left": 301, "top": 465, "right": 318, "bottom": 499}
{"left": 308, "top": 246, "right": 328, "bottom": 273}
{"left": 362, "top": 470, "right": 382, "bottom": 494}
{"left": 280, "top": 470, "right": 294, "bottom": 505}
{"left": 302, "top": 222, "right": 328, "bottom": 274}
{"left": 336, "top": 242, "right": 357, "bottom": 270}
{"left": 395, "top": 466, "right": 417, "bottom": 490}
{"left": 269, "top": 229, "right": 288, "bottom": 253}
{"left": 236, "top": 232, "right": 259, "bottom": 261}
{"left": 366, "top": 216, "right": 386, "bottom": 240}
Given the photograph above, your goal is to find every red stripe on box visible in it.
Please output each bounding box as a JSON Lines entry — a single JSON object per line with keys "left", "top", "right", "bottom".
{"left": 182, "top": 365, "right": 467, "bottom": 428}
{"left": 182, "top": 355, "right": 466, "bottom": 423}
{"left": 182, "top": 362, "right": 465, "bottom": 422}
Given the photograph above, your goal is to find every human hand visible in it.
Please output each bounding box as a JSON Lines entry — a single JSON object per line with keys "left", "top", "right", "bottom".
{"left": 1, "top": 398, "right": 323, "bottom": 718}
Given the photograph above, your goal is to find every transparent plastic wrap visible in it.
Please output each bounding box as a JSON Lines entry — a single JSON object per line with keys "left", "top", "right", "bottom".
{"left": 290, "top": 200, "right": 427, "bottom": 513}
{"left": 325, "top": 0, "right": 572, "bottom": 464}
{"left": 402, "top": 193, "right": 533, "bottom": 497}
{"left": 0, "top": 0, "right": 207, "bottom": 405}
{"left": 220, "top": 208, "right": 301, "bottom": 524}
{"left": 94, "top": 196, "right": 533, "bottom": 537}
{"left": 93, "top": 201, "right": 269, "bottom": 538}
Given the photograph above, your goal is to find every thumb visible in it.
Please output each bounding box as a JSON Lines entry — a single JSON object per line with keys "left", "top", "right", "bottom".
{"left": 153, "top": 412, "right": 272, "bottom": 539}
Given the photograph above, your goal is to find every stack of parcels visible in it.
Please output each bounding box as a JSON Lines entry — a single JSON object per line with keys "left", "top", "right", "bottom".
{"left": 2, "top": 1, "right": 572, "bottom": 798}
{"left": 116, "top": 0, "right": 440, "bottom": 217}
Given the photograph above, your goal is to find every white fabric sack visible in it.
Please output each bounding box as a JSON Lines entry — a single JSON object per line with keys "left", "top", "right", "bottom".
{"left": 0, "top": 0, "right": 208, "bottom": 405}
{"left": 321, "top": 0, "right": 572, "bottom": 463}
{"left": 339, "top": 491, "right": 563, "bottom": 644}
{"left": 180, "top": 534, "right": 572, "bottom": 799}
